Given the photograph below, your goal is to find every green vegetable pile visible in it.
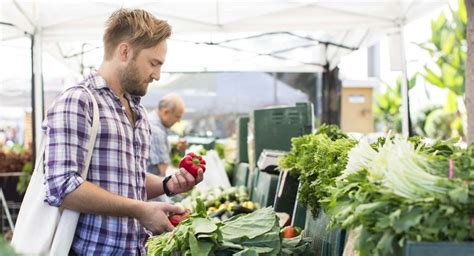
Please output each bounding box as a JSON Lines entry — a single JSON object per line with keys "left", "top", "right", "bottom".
{"left": 278, "top": 124, "right": 357, "bottom": 214}
{"left": 327, "top": 137, "right": 474, "bottom": 255}
{"left": 178, "top": 186, "right": 250, "bottom": 210}
{"left": 147, "top": 199, "right": 311, "bottom": 255}
{"left": 279, "top": 123, "right": 474, "bottom": 255}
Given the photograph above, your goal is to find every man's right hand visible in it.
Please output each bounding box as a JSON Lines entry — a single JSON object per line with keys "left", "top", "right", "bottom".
{"left": 136, "top": 201, "right": 184, "bottom": 234}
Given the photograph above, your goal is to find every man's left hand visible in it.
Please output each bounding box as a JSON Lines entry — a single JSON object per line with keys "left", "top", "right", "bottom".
{"left": 167, "top": 168, "right": 204, "bottom": 194}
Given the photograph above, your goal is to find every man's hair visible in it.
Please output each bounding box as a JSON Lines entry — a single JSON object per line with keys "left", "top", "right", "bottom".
{"left": 158, "top": 97, "right": 177, "bottom": 112}
{"left": 103, "top": 9, "right": 172, "bottom": 60}
{"left": 158, "top": 93, "right": 184, "bottom": 113}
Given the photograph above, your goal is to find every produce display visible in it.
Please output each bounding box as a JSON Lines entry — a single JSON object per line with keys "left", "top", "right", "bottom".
{"left": 0, "top": 145, "right": 32, "bottom": 173}
{"left": 280, "top": 124, "right": 474, "bottom": 255}
{"left": 177, "top": 186, "right": 256, "bottom": 221}
{"left": 326, "top": 137, "right": 474, "bottom": 255}
{"left": 147, "top": 199, "right": 311, "bottom": 255}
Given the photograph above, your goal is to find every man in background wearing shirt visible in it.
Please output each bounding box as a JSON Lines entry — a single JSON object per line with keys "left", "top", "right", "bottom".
{"left": 148, "top": 93, "right": 187, "bottom": 177}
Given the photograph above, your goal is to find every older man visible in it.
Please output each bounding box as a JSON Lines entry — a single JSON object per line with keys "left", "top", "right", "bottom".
{"left": 148, "top": 93, "right": 187, "bottom": 177}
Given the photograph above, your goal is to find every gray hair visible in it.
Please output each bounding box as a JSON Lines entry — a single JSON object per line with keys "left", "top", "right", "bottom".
{"left": 158, "top": 98, "right": 177, "bottom": 112}
{"left": 158, "top": 93, "right": 184, "bottom": 113}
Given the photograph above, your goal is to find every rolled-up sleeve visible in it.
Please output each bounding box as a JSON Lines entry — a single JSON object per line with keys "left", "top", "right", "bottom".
{"left": 44, "top": 87, "right": 92, "bottom": 207}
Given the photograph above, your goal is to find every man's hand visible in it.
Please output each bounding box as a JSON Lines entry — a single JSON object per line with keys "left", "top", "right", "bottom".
{"left": 168, "top": 168, "right": 204, "bottom": 194}
{"left": 136, "top": 201, "right": 184, "bottom": 235}
{"left": 176, "top": 138, "right": 187, "bottom": 152}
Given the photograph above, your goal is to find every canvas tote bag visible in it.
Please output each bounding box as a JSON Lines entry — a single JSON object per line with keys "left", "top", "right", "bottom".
{"left": 11, "top": 86, "right": 99, "bottom": 255}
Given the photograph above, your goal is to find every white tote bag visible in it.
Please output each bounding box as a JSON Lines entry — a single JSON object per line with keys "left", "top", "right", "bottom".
{"left": 11, "top": 87, "right": 99, "bottom": 255}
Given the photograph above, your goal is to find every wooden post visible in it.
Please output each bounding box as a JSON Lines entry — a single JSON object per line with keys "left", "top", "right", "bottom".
{"left": 466, "top": 0, "right": 474, "bottom": 144}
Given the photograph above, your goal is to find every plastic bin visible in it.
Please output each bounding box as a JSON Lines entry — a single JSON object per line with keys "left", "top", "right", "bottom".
{"left": 232, "top": 162, "right": 249, "bottom": 187}
{"left": 247, "top": 102, "right": 313, "bottom": 170}
{"left": 236, "top": 116, "right": 249, "bottom": 163}
{"left": 401, "top": 241, "right": 474, "bottom": 256}
{"left": 304, "top": 209, "right": 346, "bottom": 256}
{"left": 253, "top": 171, "right": 279, "bottom": 207}
{"left": 273, "top": 171, "right": 299, "bottom": 216}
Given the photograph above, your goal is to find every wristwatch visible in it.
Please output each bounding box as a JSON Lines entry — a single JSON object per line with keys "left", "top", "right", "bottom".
{"left": 162, "top": 175, "right": 175, "bottom": 196}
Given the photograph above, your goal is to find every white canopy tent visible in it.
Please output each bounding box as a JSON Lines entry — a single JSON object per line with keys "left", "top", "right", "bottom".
{"left": 0, "top": 0, "right": 447, "bottom": 152}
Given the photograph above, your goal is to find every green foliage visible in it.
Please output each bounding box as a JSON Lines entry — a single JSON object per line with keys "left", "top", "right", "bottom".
{"left": 278, "top": 125, "right": 356, "bottom": 214}
{"left": 16, "top": 161, "right": 33, "bottom": 195}
{"left": 147, "top": 205, "right": 286, "bottom": 255}
{"left": 326, "top": 138, "right": 474, "bottom": 256}
{"left": 373, "top": 76, "right": 416, "bottom": 133}
{"left": 214, "top": 143, "right": 225, "bottom": 159}
{"left": 417, "top": 0, "right": 466, "bottom": 139}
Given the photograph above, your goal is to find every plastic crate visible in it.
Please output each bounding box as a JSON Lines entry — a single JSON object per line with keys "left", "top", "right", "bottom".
{"left": 304, "top": 209, "right": 346, "bottom": 256}
{"left": 232, "top": 162, "right": 249, "bottom": 187}
{"left": 273, "top": 171, "right": 299, "bottom": 216}
{"left": 401, "top": 241, "right": 474, "bottom": 256}
{"left": 248, "top": 102, "right": 313, "bottom": 170}
{"left": 236, "top": 116, "right": 249, "bottom": 163}
{"left": 291, "top": 198, "right": 307, "bottom": 229}
{"left": 253, "top": 171, "right": 279, "bottom": 207}
{"left": 248, "top": 167, "right": 260, "bottom": 200}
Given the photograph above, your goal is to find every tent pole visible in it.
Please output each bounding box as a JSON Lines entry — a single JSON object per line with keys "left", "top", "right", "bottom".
{"left": 31, "top": 28, "right": 44, "bottom": 161}
{"left": 399, "top": 26, "right": 411, "bottom": 137}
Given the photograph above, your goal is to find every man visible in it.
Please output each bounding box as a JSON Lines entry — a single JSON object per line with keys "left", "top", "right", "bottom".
{"left": 148, "top": 93, "right": 187, "bottom": 177}
{"left": 44, "top": 9, "right": 202, "bottom": 255}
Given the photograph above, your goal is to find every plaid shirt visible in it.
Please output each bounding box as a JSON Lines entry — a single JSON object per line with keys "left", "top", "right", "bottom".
{"left": 44, "top": 72, "right": 151, "bottom": 255}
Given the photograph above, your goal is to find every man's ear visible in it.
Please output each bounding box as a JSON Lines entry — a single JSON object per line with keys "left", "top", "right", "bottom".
{"left": 117, "top": 43, "right": 132, "bottom": 62}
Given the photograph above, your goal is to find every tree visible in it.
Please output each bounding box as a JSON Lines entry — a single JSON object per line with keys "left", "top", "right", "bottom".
{"left": 374, "top": 76, "right": 416, "bottom": 133}
{"left": 466, "top": 0, "right": 474, "bottom": 144}
{"left": 419, "top": 0, "right": 467, "bottom": 139}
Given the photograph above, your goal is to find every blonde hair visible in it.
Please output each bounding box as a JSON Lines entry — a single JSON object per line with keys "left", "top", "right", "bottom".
{"left": 103, "top": 9, "right": 172, "bottom": 60}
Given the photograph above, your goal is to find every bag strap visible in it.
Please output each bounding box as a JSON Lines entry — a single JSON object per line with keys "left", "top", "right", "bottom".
{"left": 80, "top": 87, "right": 99, "bottom": 179}
{"left": 35, "top": 86, "right": 99, "bottom": 179}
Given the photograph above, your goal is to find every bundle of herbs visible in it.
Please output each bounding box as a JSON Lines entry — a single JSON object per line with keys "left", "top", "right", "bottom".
{"left": 278, "top": 124, "right": 356, "bottom": 214}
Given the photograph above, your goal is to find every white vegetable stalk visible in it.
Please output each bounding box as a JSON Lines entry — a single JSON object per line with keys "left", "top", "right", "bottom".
{"left": 340, "top": 136, "right": 450, "bottom": 200}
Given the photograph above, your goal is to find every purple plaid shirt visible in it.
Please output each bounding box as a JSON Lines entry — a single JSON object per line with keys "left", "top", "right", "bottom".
{"left": 44, "top": 72, "right": 151, "bottom": 255}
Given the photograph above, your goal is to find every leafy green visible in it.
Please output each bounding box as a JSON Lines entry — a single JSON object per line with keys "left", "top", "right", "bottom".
{"left": 221, "top": 207, "right": 276, "bottom": 240}
{"left": 280, "top": 235, "right": 313, "bottom": 256}
{"left": 279, "top": 126, "right": 356, "bottom": 214}
{"left": 326, "top": 138, "right": 474, "bottom": 256}
{"left": 148, "top": 204, "right": 283, "bottom": 255}
{"left": 147, "top": 199, "right": 219, "bottom": 256}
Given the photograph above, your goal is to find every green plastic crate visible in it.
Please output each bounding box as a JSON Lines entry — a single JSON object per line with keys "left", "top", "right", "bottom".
{"left": 273, "top": 171, "right": 299, "bottom": 216}
{"left": 236, "top": 116, "right": 249, "bottom": 163}
{"left": 248, "top": 167, "right": 260, "bottom": 200}
{"left": 253, "top": 171, "right": 279, "bottom": 207}
{"left": 304, "top": 209, "right": 346, "bottom": 256}
{"left": 402, "top": 241, "right": 474, "bottom": 256}
{"left": 247, "top": 102, "right": 313, "bottom": 169}
{"left": 232, "top": 162, "right": 249, "bottom": 187}
{"left": 291, "top": 198, "right": 307, "bottom": 229}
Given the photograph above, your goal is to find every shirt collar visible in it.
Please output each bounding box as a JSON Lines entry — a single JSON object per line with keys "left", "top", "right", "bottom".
{"left": 87, "top": 71, "right": 142, "bottom": 105}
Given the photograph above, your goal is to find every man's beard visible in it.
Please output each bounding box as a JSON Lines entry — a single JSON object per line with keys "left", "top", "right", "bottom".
{"left": 119, "top": 60, "right": 148, "bottom": 97}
